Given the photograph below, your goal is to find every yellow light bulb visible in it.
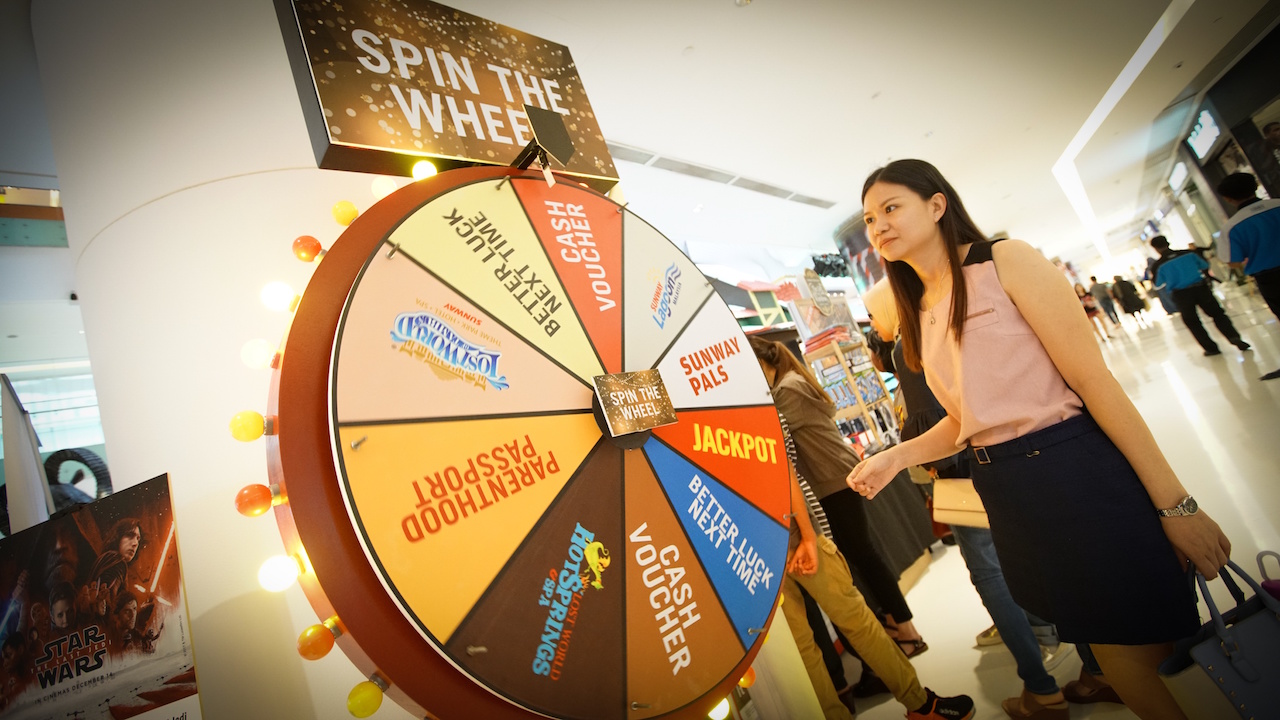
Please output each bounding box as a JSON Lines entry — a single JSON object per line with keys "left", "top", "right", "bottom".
{"left": 260, "top": 281, "right": 297, "bottom": 312}
{"left": 708, "top": 697, "right": 731, "bottom": 720}
{"left": 258, "top": 555, "right": 301, "bottom": 592}
{"left": 229, "top": 411, "right": 265, "bottom": 442}
{"left": 332, "top": 200, "right": 359, "bottom": 226}
{"left": 347, "top": 680, "right": 384, "bottom": 717}
{"left": 411, "top": 160, "right": 437, "bottom": 181}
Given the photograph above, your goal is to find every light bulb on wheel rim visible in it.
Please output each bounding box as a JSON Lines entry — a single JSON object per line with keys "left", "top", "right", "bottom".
{"left": 258, "top": 555, "right": 301, "bottom": 592}
{"left": 260, "top": 281, "right": 297, "bottom": 312}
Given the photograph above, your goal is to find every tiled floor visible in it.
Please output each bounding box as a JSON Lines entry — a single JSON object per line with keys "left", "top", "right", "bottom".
{"left": 850, "top": 284, "right": 1280, "bottom": 720}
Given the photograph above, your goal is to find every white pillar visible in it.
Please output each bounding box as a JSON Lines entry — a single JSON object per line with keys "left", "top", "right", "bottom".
{"left": 31, "top": 1, "right": 414, "bottom": 717}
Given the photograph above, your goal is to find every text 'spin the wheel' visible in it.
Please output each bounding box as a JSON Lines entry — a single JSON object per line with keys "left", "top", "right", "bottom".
{"left": 268, "top": 166, "right": 792, "bottom": 719}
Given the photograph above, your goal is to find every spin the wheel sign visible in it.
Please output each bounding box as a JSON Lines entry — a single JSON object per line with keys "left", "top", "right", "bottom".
{"left": 251, "top": 166, "right": 793, "bottom": 719}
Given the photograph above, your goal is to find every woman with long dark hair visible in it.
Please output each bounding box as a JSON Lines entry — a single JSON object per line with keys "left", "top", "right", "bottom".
{"left": 750, "top": 336, "right": 928, "bottom": 657}
{"left": 847, "top": 159, "right": 1230, "bottom": 720}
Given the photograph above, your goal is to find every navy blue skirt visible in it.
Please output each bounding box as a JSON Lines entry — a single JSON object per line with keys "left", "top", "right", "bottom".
{"left": 967, "top": 414, "right": 1200, "bottom": 645}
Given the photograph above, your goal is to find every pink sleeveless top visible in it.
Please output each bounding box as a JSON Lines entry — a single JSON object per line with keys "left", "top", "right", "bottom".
{"left": 920, "top": 241, "right": 1082, "bottom": 447}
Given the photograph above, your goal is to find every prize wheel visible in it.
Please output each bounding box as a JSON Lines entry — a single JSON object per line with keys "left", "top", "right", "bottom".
{"left": 267, "top": 166, "right": 792, "bottom": 719}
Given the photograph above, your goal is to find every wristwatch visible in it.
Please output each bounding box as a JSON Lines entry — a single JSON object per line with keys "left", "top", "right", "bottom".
{"left": 1157, "top": 495, "right": 1199, "bottom": 517}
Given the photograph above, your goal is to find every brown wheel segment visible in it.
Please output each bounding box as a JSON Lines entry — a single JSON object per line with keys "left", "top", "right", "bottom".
{"left": 445, "top": 441, "right": 626, "bottom": 720}
{"left": 622, "top": 450, "right": 745, "bottom": 719}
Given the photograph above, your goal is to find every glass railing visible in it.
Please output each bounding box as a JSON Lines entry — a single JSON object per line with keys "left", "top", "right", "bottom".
{"left": 0, "top": 373, "right": 105, "bottom": 461}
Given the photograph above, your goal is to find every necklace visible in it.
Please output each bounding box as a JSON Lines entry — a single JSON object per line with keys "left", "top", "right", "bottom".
{"left": 924, "top": 271, "right": 951, "bottom": 326}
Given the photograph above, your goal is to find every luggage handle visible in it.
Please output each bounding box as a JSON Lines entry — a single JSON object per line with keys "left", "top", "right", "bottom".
{"left": 1194, "top": 560, "right": 1280, "bottom": 680}
{"left": 1259, "top": 550, "right": 1280, "bottom": 582}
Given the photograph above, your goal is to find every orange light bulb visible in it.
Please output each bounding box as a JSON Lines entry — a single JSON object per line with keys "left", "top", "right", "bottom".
{"left": 297, "top": 623, "right": 335, "bottom": 660}
{"left": 293, "top": 235, "right": 322, "bottom": 262}
{"left": 738, "top": 667, "right": 757, "bottom": 688}
{"left": 235, "top": 484, "right": 274, "bottom": 517}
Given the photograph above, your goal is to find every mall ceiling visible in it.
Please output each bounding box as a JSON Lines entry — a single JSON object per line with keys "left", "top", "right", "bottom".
{"left": 436, "top": 0, "right": 1279, "bottom": 269}
{"left": 2, "top": 0, "right": 1279, "bottom": 371}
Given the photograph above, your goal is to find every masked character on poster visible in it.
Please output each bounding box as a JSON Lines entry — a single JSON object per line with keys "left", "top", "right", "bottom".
{"left": 89, "top": 519, "right": 143, "bottom": 602}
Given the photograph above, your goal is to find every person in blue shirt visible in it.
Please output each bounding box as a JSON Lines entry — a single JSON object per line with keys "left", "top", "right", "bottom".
{"left": 1217, "top": 172, "right": 1280, "bottom": 381}
{"left": 1148, "top": 236, "right": 1250, "bottom": 356}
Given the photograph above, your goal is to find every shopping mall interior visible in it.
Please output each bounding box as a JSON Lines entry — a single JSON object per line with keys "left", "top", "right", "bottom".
{"left": 1, "top": 1, "right": 1279, "bottom": 719}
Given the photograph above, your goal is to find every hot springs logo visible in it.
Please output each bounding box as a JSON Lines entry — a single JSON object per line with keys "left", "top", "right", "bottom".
{"left": 531, "top": 524, "right": 610, "bottom": 680}
{"left": 650, "top": 263, "right": 683, "bottom": 328}
{"left": 391, "top": 311, "right": 509, "bottom": 390}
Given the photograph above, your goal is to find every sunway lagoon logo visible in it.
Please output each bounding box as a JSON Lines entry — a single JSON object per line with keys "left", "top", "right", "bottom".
{"left": 650, "top": 263, "right": 683, "bottom": 329}
{"left": 391, "top": 311, "right": 509, "bottom": 390}
{"left": 531, "top": 523, "right": 610, "bottom": 680}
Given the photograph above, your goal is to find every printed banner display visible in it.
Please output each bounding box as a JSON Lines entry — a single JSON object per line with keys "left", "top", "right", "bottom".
{"left": 279, "top": 0, "right": 618, "bottom": 188}
{"left": 0, "top": 475, "right": 199, "bottom": 720}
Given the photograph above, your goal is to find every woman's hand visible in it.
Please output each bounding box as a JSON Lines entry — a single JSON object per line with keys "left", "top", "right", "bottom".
{"left": 1161, "top": 511, "right": 1231, "bottom": 579}
{"left": 846, "top": 449, "right": 902, "bottom": 500}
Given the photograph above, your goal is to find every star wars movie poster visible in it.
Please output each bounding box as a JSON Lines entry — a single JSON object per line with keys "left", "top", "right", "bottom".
{"left": 0, "top": 474, "right": 200, "bottom": 719}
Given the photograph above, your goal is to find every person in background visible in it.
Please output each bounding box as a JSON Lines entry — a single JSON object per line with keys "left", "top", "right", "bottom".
{"left": 1073, "top": 284, "right": 1113, "bottom": 341}
{"left": 1149, "top": 235, "right": 1250, "bottom": 356}
{"left": 778, "top": 415, "right": 976, "bottom": 720}
{"left": 1143, "top": 255, "right": 1177, "bottom": 314}
{"left": 1088, "top": 276, "right": 1120, "bottom": 325}
{"left": 863, "top": 280, "right": 1080, "bottom": 720}
{"left": 1110, "top": 275, "right": 1151, "bottom": 328}
{"left": 849, "top": 159, "right": 1231, "bottom": 720}
{"left": 1216, "top": 172, "right": 1280, "bottom": 380}
{"left": 1263, "top": 121, "right": 1280, "bottom": 167}
{"left": 750, "top": 337, "right": 929, "bottom": 659}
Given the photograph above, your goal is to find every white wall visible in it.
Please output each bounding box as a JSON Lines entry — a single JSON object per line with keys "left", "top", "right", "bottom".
{"left": 0, "top": 0, "right": 57, "bottom": 190}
